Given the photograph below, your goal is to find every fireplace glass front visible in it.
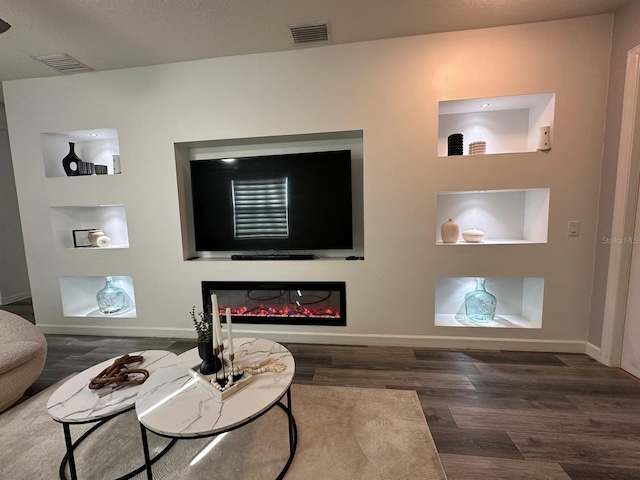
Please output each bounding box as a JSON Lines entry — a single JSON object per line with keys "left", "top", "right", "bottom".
{"left": 201, "top": 281, "right": 346, "bottom": 326}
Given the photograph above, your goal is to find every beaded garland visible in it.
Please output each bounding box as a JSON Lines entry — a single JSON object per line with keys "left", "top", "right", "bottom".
{"left": 210, "top": 357, "right": 286, "bottom": 392}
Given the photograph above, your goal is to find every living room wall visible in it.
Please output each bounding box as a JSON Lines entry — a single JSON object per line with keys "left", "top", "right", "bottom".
{"left": 0, "top": 105, "right": 30, "bottom": 304}
{"left": 3, "top": 15, "right": 613, "bottom": 351}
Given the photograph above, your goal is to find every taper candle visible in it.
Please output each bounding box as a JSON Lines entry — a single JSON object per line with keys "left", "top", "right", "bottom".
{"left": 226, "top": 307, "right": 234, "bottom": 357}
{"left": 211, "top": 293, "right": 223, "bottom": 350}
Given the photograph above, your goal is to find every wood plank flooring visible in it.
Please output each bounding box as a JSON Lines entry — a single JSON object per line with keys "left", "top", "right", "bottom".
{"left": 3, "top": 302, "right": 640, "bottom": 479}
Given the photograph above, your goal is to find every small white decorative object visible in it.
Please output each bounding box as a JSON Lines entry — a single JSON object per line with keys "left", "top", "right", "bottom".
{"left": 88, "top": 229, "right": 105, "bottom": 247}
{"left": 462, "top": 228, "right": 485, "bottom": 243}
{"left": 440, "top": 218, "right": 460, "bottom": 243}
{"left": 468, "top": 141, "right": 486, "bottom": 155}
{"left": 96, "top": 235, "right": 112, "bottom": 247}
{"left": 113, "top": 155, "right": 122, "bottom": 174}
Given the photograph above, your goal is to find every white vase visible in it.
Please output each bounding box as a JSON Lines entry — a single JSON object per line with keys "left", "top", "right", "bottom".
{"left": 88, "top": 229, "right": 104, "bottom": 247}
{"left": 440, "top": 218, "right": 459, "bottom": 243}
{"left": 462, "top": 228, "right": 485, "bottom": 243}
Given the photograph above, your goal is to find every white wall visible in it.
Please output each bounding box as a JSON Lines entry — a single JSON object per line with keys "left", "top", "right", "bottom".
{"left": 590, "top": 1, "right": 640, "bottom": 349}
{"left": 0, "top": 105, "right": 30, "bottom": 304}
{"left": 2, "top": 15, "right": 612, "bottom": 351}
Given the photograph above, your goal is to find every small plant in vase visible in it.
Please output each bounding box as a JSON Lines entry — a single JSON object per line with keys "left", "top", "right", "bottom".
{"left": 190, "top": 306, "right": 213, "bottom": 343}
{"left": 190, "top": 307, "right": 220, "bottom": 375}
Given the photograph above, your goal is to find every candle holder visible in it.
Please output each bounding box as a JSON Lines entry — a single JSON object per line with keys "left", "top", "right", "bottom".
{"left": 197, "top": 342, "right": 222, "bottom": 375}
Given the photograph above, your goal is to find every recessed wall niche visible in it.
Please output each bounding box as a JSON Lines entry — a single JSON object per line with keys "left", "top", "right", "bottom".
{"left": 438, "top": 93, "right": 555, "bottom": 156}
{"left": 49, "top": 205, "right": 130, "bottom": 249}
{"left": 59, "top": 276, "right": 136, "bottom": 318}
{"left": 41, "top": 128, "right": 120, "bottom": 178}
{"left": 437, "top": 188, "right": 550, "bottom": 244}
{"left": 435, "top": 277, "right": 544, "bottom": 328}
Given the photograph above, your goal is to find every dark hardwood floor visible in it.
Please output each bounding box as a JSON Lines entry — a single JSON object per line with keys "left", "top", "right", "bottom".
{"left": 4, "top": 300, "right": 640, "bottom": 479}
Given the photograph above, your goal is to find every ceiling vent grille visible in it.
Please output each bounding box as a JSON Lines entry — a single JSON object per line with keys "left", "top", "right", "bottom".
{"left": 289, "top": 21, "right": 330, "bottom": 45}
{"left": 33, "top": 53, "right": 93, "bottom": 74}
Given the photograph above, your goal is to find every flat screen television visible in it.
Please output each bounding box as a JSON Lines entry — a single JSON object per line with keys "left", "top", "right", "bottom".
{"left": 190, "top": 150, "right": 353, "bottom": 253}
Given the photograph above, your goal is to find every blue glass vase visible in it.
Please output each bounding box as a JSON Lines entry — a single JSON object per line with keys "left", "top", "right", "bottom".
{"left": 464, "top": 278, "right": 497, "bottom": 323}
{"left": 96, "top": 276, "right": 126, "bottom": 314}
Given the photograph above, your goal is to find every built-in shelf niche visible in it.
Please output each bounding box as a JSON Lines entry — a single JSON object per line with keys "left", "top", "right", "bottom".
{"left": 59, "top": 275, "right": 136, "bottom": 318}
{"left": 435, "top": 277, "right": 544, "bottom": 328}
{"left": 41, "top": 128, "right": 121, "bottom": 178}
{"left": 438, "top": 93, "right": 555, "bottom": 156}
{"left": 437, "top": 188, "right": 549, "bottom": 244}
{"left": 49, "top": 205, "right": 130, "bottom": 249}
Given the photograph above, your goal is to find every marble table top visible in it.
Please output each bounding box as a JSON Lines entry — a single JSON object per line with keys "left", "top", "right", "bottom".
{"left": 47, "top": 350, "right": 178, "bottom": 423}
{"left": 135, "top": 338, "right": 295, "bottom": 438}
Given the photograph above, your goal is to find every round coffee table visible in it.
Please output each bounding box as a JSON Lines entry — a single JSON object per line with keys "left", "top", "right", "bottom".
{"left": 135, "top": 338, "right": 296, "bottom": 480}
{"left": 47, "top": 350, "right": 179, "bottom": 480}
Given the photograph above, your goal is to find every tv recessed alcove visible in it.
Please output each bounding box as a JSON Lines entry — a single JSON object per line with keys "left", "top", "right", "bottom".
{"left": 201, "top": 281, "right": 346, "bottom": 326}
{"left": 175, "top": 130, "right": 364, "bottom": 260}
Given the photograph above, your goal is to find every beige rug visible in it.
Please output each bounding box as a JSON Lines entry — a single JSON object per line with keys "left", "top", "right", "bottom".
{"left": 0, "top": 381, "right": 447, "bottom": 479}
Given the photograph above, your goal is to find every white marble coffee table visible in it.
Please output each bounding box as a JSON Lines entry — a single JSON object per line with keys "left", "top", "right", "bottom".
{"left": 47, "top": 350, "right": 179, "bottom": 480}
{"left": 135, "top": 338, "right": 296, "bottom": 480}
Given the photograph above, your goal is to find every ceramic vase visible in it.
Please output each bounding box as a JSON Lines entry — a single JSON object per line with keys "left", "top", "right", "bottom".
{"left": 62, "top": 142, "right": 82, "bottom": 176}
{"left": 88, "top": 229, "right": 104, "bottom": 247}
{"left": 462, "top": 228, "right": 485, "bottom": 243}
{"left": 197, "top": 342, "right": 222, "bottom": 375}
{"left": 464, "top": 278, "right": 497, "bottom": 323}
{"left": 441, "top": 218, "right": 459, "bottom": 243}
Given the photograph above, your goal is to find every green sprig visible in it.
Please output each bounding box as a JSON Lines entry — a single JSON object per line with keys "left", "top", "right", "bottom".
{"left": 190, "top": 306, "right": 213, "bottom": 343}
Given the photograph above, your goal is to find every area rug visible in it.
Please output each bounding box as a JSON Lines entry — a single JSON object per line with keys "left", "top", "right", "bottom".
{"left": 0, "top": 381, "right": 447, "bottom": 479}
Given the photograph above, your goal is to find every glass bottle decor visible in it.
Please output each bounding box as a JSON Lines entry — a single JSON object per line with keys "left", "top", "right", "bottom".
{"left": 96, "top": 276, "right": 126, "bottom": 314}
{"left": 464, "top": 278, "right": 497, "bottom": 323}
{"left": 62, "top": 142, "right": 82, "bottom": 176}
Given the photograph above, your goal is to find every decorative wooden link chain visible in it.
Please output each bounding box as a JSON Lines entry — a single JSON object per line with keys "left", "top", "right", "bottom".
{"left": 88, "top": 354, "right": 149, "bottom": 390}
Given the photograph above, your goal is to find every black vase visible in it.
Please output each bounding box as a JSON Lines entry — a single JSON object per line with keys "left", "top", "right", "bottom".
{"left": 62, "top": 142, "right": 82, "bottom": 176}
{"left": 197, "top": 342, "right": 222, "bottom": 375}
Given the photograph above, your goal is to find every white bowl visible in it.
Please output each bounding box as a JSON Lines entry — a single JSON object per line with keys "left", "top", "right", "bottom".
{"left": 462, "top": 228, "right": 485, "bottom": 243}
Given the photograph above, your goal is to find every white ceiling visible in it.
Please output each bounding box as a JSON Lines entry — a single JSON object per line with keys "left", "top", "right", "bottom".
{"left": 0, "top": 0, "right": 629, "bottom": 102}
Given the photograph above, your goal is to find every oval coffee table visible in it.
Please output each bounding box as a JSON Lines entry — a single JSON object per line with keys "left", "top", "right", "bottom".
{"left": 47, "top": 350, "right": 179, "bottom": 480}
{"left": 135, "top": 338, "right": 296, "bottom": 480}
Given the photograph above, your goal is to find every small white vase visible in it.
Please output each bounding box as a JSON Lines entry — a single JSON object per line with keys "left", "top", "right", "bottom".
{"left": 440, "top": 218, "right": 459, "bottom": 243}
{"left": 462, "top": 228, "right": 485, "bottom": 243}
{"left": 88, "top": 229, "right": 104, "bottom": 247}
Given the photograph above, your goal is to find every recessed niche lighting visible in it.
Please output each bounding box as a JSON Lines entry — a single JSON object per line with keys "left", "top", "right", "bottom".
{"left": 89, "top": 133, "right": 98, "bottom": 137}
{"left": 481, "top": 103, "right": 490, "bottom": 108}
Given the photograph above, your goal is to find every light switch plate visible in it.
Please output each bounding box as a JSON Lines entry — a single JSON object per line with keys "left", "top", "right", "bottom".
{"left": 568, "top": 221, "right": 580, "bottom": 236}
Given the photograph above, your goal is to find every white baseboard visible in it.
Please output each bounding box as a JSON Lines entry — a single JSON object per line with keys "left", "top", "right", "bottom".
{"left": 584, "top": 341, "right": 603, "bottom": 363}
{"left": 0, "top": 292, "right": 31, "bottom": 305}
{"left": 36, "top": 324, "right": 587, "bottom": 353}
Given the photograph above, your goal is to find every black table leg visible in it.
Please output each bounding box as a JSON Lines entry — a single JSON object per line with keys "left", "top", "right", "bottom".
{"left": 139, "top": 423, "right": 153, "bottom": 480}
{"left": 62, "top": 423, "right": 78, "bottom": 480}
{"left": 275, "top": 386, "right": 298, "bottom": 480}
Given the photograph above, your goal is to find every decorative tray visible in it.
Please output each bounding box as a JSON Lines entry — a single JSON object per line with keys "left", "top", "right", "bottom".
{"left": 188, "top": 365, "right": 255, "bottom": 400}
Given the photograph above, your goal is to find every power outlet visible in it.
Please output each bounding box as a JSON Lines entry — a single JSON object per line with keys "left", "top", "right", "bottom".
{"left": 568, "top": 221, "right": 580, "bottom": 237}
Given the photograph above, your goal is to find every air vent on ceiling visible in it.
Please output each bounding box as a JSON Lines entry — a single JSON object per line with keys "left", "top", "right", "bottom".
{"left": 33, "top": 53, "right": 93, "bottom": 74}
{"left": 289, "top": 21, "right": 330, "bottom": 45}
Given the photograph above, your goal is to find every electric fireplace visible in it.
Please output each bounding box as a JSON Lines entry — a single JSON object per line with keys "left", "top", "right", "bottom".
{"left": 201, "top": 281, "right": 346, "bottom": 326}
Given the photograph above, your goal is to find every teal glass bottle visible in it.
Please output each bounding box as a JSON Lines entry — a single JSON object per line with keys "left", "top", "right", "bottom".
{"left": 96, "top": 276, "right": 126, "bottom": 314}
{"left": 464, "top": 278, "right": 497, "bottom": 323}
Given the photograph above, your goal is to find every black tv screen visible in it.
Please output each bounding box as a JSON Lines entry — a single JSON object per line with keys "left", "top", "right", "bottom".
{"left": 190, "top": 150, "right": 353, "bottom": 252}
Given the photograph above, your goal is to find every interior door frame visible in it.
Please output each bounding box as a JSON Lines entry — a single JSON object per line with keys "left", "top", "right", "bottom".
{"left": 601, "top": 44, "right": 640, "bottom": 367}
